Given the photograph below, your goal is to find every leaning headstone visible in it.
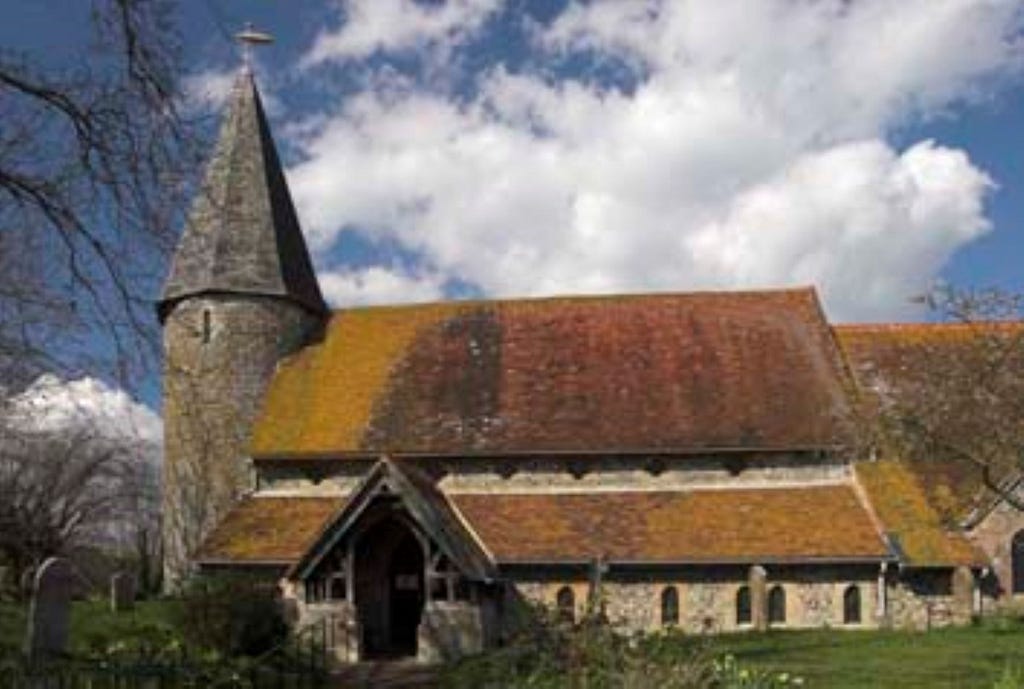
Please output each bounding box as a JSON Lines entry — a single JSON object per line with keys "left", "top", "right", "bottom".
{"left": 23, "top": 557, "right": 73, "bottom": 660}
{"left": 110, "top": 572, "right": 136, "bottom": 613}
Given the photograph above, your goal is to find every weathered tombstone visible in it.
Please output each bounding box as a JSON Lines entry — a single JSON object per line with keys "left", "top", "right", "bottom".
{"left": 23, "top": 557, "right": 73, "bottom": 660}
{"left": 110, "top": 571, "right": 136, "bottom": 613}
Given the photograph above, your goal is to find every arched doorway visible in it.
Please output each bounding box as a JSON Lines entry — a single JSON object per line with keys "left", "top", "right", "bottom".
{"left": 354, "top": 516, "right": 426, "bottom": 659}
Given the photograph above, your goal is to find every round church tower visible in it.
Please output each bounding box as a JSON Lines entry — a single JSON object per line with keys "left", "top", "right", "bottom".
{"left": 158, "top": 70, "right": 327, "bottom": 588}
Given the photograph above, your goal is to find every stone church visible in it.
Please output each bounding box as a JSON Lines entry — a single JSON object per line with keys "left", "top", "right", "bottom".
{"left": 159, "top": 71, "right": 1024, "bottom": 664}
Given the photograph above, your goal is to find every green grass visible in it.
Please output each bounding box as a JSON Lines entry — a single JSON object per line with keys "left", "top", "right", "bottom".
{"left": 5, "top": 601, "right": 1024, "bottom": 687}
{"left": 704, "top": 623, "right": 1024, "bottom": 688}
{"left": 0, "top": 598, "right": 180, "bottom": 658}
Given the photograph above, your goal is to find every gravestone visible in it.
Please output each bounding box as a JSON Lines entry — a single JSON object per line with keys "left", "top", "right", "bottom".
{"left": 23, "top": 557, "right": 73, "bottom": 660}
{"left": 110, "top": 572, "right": 136, "bottom": 612}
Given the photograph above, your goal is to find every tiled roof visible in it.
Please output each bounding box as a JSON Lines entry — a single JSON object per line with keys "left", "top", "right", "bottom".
{"left": 834, "top": 322, "right": 1024, "bottom": 520}
{"left": 159, "top": 71, "right": 326, "bottom": 320}
{"left": 854, "top": 461, "right": 984, "bottom": 567}
{"left": 834, "top": 321, "right": 1024, "bottom": 393}
{"left": 196, "top": 496, "right": 344, "bottom": 563}
{"left": 252, "top": 288, "right": 854, "bottom": 456}
{"left": 290, "top": 460, "right": 494, "bottom": 581}
{"left": 450, "top": 485, "right": 889, "bottom": 564}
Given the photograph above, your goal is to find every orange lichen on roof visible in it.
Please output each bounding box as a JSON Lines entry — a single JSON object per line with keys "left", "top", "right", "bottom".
{"left": 835, "top": 321, "right": 1024, "bottom": 385}
{"left": 197, "top": 496, "right": 344, "bottom": 563}
{"left": 451, "top": 485, "right": 888, "bottom": 563}
{"left": 253, "top": 288, "right": 855, "bottom": 457}
{"left": 855, "top": 461, "right": 984, "bottom": 567}
{"left": 252, "top": 302, "right": 468, "bottom": 455}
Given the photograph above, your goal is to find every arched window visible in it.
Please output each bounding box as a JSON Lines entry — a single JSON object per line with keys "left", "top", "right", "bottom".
{"left": 556, "top": 586, "right": 575, "bottom": 623}
{"left": 843, "top": 585, "right": 861, "bottom": 624}
{"left": 768, "top": 585, "right": 786, "bottom": 625}
{"left": 736, "top": 586, "right": 752, "bottom": 625}
{"left": 1013, "top": 531, "right": 1024, "bottom": 594}
{"left": 661, "top": 586, "right": 679, "bottom": 626}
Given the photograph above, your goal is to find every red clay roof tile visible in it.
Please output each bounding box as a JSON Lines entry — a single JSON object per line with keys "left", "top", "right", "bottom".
{"left": 451, "top": 485, "right": 888, "bottom": 563}
{"left": 253, "top": 288, "right": 854, "bottom": 456}
{"left": 196, "top": 496, "right": 345, "bottom": 563}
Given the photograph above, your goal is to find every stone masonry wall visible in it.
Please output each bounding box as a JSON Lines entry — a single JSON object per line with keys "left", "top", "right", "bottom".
{"left": 969, "top": 498, "right": 1024, "bottom": 598}
{"left": 435, "top": 454, "right": 848, "bottom": 494}
{"left": 510, "top": 567, "right": 880, "bottom": 635}
{"left": 253, "top": 453, "right": 849, "bottom": 497}
{"left": 162, "top": 295, "right": 320, "bottom": 588}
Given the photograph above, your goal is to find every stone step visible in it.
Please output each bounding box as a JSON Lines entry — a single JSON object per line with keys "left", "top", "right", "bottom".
{"left": 329, "top": 661, "right": 440, "bottom": 689}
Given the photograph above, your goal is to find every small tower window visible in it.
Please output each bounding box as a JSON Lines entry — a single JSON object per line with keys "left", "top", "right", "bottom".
{"left": 201, "top": 309, "right": 212, "bottom": 343}
{"left": 843, "top": 585, "right": 861, "bottom": 624}
{"left": 556, "top": 586, "right": 575, "bottom": 624}
{"left": 768, "top": 585, "right": 786, "bottom": 625}
{"left": 661, "top": 586, "right": 679, "bottom": 627}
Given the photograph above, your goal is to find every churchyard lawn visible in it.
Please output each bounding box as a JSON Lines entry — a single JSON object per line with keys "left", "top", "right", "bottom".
{"left": 0, "top": 598, "right": 180, "bottom": 659}
{"left": 705, "top": 623, "right": 1024, "bottom": 688}
{"left": 4, "top": 600, "right": 1024, "bottom": 687}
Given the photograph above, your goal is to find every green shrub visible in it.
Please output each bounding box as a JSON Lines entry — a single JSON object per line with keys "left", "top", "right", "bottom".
{"left": 441, "top": 603, "right": 800, "bottom": 689}
{"left": 174, "top": 572, "right": 287, "bottom": 658}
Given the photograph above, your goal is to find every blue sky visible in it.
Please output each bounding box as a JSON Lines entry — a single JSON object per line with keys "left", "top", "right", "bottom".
{"left": 170, "top": 0, "right": 1024, "bottom": 323}
{"left": 3, "top": 0, "right": 1024, "bottom": 410}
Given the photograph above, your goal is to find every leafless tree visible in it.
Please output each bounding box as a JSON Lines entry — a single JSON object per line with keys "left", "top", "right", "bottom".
{"left": 0, "top": 0, "right": 202, "bottom": 389}
{"left": 855, "top": 286, "right": 1024, "bottom": 510}
{"left": 0, "top": 418, "right": 161, "bottom": 598}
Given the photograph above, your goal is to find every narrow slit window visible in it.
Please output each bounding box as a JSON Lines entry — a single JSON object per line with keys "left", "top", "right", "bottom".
{"left": 556, "top": 586, "right": 575, "bottom": 624}
{"left": 768, "top": 585, "right": 786, "bottom": 625}
{"left": 661, "top": 586, "right": 679, "bottom": 627}
{"left": 843, "top": 585, "right": 861, "bottom": 624}
{"left": 201, "top": 309, "right": 212, "bottom": 343}
{"left": 736, "top": 586, "right": 751, "bottom": 625}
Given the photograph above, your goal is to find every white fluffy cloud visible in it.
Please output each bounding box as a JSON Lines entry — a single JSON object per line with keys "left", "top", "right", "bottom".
{"left": 319, "top": 265, "right": 446, "bottom": 305}
{"left": 182, "top": 66, "right": 237, "bottom": 111}
{"left": 304, "top": 0, "right": 502, "bottom": 64}
{"left": 290, "top": 0, "right": 1022, "bottom": 320}
{"left": 6, "top": 375, "right": 162, "bottom": 450}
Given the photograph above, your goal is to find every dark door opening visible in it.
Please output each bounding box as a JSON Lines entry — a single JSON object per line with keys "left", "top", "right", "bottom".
{"left": 355, "top": 516, "right": 425, "bottom": 660}
{"left": 389, "top": 533, "right": 425, "bottom": 657}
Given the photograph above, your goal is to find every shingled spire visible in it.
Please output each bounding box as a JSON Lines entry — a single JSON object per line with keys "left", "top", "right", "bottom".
{"left": 158, "top": 70, "right": 326, "bottom": 321}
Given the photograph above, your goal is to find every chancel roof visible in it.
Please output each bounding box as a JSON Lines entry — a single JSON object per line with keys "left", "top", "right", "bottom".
{"left": 159, "top": 71, "right": 326, "bottom": 320}
{"left": 252, "top": 287, "right": 855, "bottom": 457}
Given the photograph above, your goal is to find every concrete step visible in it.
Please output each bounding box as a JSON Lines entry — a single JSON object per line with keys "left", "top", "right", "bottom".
{"left": 329, "top": 661, "right": 440, "bottom": 689}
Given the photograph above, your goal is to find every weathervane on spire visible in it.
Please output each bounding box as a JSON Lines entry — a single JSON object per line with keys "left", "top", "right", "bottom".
{"left": 235, "top": 22, "right": 274, "bottom": 72}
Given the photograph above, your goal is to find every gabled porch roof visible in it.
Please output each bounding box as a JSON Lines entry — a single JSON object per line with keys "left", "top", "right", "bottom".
{"left": 288, "top": 458, "right": 495, "bottom": 582}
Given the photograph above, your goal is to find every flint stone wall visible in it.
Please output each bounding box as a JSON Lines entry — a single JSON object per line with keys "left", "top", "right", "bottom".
{"left": 255, "top": 453, "right": 849, "bottom": 497}
{"left": 968, "top": 497, "right": 1024, "bottom": 598}
{"left": 162, "top": 295, "right": 320, "bottom": 589}
{"left": 509, "top": 566, "right": 880, "bottom": 634}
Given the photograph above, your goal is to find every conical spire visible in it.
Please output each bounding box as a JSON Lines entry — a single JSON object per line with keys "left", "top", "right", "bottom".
{"left": 159, "top": 71, "right": 326, "bottom": 320}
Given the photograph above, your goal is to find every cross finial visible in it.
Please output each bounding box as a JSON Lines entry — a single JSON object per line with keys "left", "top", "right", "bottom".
{"left": 235, "top": 23, "right": 274, "bottom": 73}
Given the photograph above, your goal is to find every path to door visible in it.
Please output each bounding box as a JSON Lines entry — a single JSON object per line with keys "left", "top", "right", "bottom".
{"left": 330, "top": 661, "right": 439, "bottom": 689}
